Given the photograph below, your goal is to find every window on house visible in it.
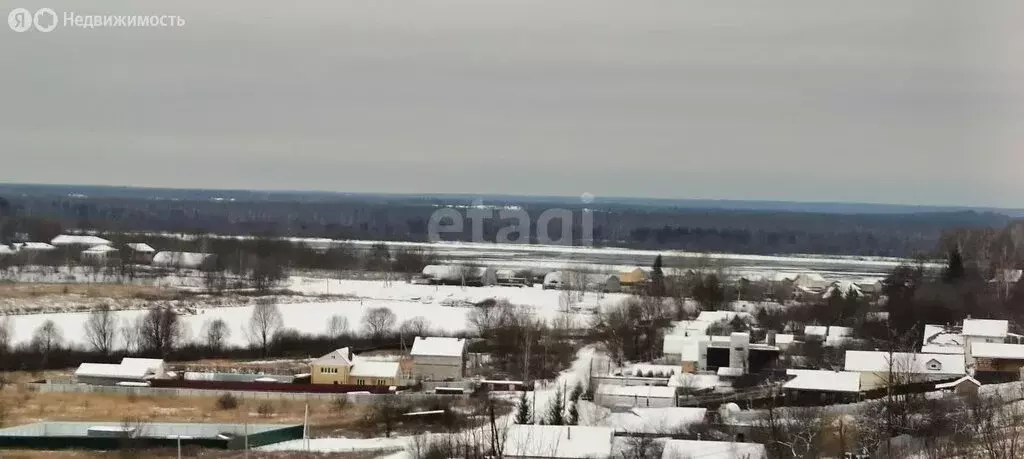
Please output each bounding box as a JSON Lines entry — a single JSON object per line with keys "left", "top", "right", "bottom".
{"left": 357, "top": 379, "right": 365, "bottom": 385}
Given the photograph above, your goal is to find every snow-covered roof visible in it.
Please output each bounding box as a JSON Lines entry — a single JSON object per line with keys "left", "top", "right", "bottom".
{"left": 920, "top": 344, "right": 965, "bottom": 355}
{"left": 971, "top": 342, "right": 1024, "bottom": 360}
{"left": 120, "top": 358, "right": 164, "bottom": 370}
{"left": 990, "top": 269, "right": 1023, "bottom": 284}
{"left": 783, "top": 369, "right": 862, "bottom": 393}
{"left": 804, "top": 325, "right": 828, "bottom": 337}
{"left": 349, "top": 359, "right": 401, "bottom": 378}
{"left": 421, "top": 265, "right": 492, "bottom": 281}
{"left": 51, "top": 234, "right": 111, "bottom": 247}
{"left": 823, "top": 281, "right": 863, "bottom": 298}
{"left": 83, "top": 244, "right": 117, "bottom": 254}
{"left": 935, "top": 375, "right": 980, "bottom": 390}
{"left": 18, "top": 242, "right": 56, "bottom": 251}
{"left": 828, "top": 326, "right": 854, "bottom": 337}
{"left": 668, "top": 373, "right": 719, "bottom": 391}
{"left": 844, "top": 351, "right": 965, "bottom": 375}
{"left": 152, "top": 251, "right": 215, "bottom": 269}
{"left": 126, "top": 243, "right": 155, "bottom": 253}
{"left": 667, "top": 320, "right": 711, "bottom": 337}
{"left": 962, "top": 319, "right": 1008, "bottom": 339}
{"left": 75, "top": 363, "right": 152, "bottom": 380}
{"left": 922, "top": 324, "right": 963, "bottom": 347}
{"left": 603, "top": 407, "right": 707, "bottom": 434}
{"left": 313, "top": 348, "right": 352, "bottom": 366}
{"left": 661, "top": 440, "right": 767, "bottom": 459}
{"left": 595, "top": 385, "right": 677, "bottom": 399}
{"left": 696, "top": 311, "right": 751, "bottom": 324}
{"left": 504, "top": 425, "right": 614, "bottom": 459}
{"left": 410, "top": 337, "right": 466, "bottom": 358}
{"left": 775, "top": 334, "right": 795, "bottom": 345}
{"left": 717, "top": 367, "right": 744, "bottom": 377}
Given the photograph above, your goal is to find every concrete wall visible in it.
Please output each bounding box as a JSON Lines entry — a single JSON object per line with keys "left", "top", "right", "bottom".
{"left": 594, "top": 393, "right": 675, "bottom": 409}
{"left": 413, "top": 355, "right": 464, "bottom": 380}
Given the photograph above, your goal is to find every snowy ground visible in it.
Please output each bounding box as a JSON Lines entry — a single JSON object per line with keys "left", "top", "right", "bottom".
{"left": 257, "top": 435, "right": 413, "bottom": 454}
{"left": 3, "top": 277, "right": 622, "bottom": 348}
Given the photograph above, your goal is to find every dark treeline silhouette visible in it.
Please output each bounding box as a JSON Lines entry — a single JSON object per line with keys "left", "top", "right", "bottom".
{"left": 0, "top": 188, "right": 1012, "bottom": 257}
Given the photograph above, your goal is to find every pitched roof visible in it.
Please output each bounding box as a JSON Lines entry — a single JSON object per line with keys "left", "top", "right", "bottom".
{"left": 83, "top": 244, "right": 117, "bottom": 254}
{"left": 349, "top": 359, "right": 401, "bottom": 378}
{"left": 126, "top": 243, "right": 155, "bottom": 253}
{"left": 51, "top": 234, "right": 111, "bottom": 246}
{"left": 844, "top": 351, "right": 965, "bottom": 375}
{"left": 410, "top": 337, "right": 466, "bottom": 358}
{"left": 920, "top": 344, "right": 965, "bottom": 355}
{"left": 75, "top": 363, "right": 152, "bottom": 380}
{"left": 935, "top": 375, "right": 981, "bottom": 390}
{"left": 18, "top": 242, "right": 56, "bottom": 250}
{"left": 603, "top": 407, "right": 706, "bottom": 434}
{"left": 152, "top": 251, "right": 215, "bottom": 268}
{"left": 313, "top": 348, "right": 352, "bottom": 366}
{"left": 661, "top": 440, "right": 767, "bottom": 459}
{"left": 804, "top": 325, "right": 828, "bottom": 337}
{"left": 962, "top": 319, "right": 1008, "bottom": 338}
{"left": 504, "top": 425, "right": 614, "bottom": 459}
{"left": 971, "top": 342, "right": 1024, "bottom": 360}
{"left": 783, "top": 369, "right": 862, "bottom": 393}
{"left": 668, "top": 373, "right": 719, "bottom": 391}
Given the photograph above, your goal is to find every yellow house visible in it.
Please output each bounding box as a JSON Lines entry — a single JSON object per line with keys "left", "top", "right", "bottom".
{"left": 311, "top": 347, "right": 353, "bottom": 385}
{"left": 311, "top": 347, "right": 403, "bottom": 386}
{"left": 618, "top": 268, "right": 650, "bottom": 286}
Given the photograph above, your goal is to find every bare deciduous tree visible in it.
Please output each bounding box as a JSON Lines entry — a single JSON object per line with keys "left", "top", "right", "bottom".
{"left": 31, "top": 320, "right": 63, "bottom": 357}
{"left": 202, "top": 318, "right": 230, "bottom": 354}
{"left": 138, "top": 305, "right": 184, "bottom": 357}
{"left": 398, "top": 316, "right": 431, "bottom": 342}
{"left": 0, "top": 316, "right": 12, "bottom": 357}
{"left": 362, "top": 307, "right": 397, "bottom": 341}
{"left": 326, "top": 314, "right": 349, "bottom": 340}
{"left": 246, "top": 303, "right": 283, "bottom": 356}
{"left": 84, "top": 304, "right": 117, "bottom": 355}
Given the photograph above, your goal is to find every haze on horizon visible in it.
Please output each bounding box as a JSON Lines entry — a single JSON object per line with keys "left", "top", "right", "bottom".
{"left": 1, "top": 0, "right": 1022, "bottom": 208}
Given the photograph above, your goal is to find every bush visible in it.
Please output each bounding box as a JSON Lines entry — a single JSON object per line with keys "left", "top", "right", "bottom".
{"left": 332, "top": 396, "right": 349, "bottom": 414}
{"left": 216, "top": 393, "right": 239, "bottom": 410}
{"left": 257, "top": 402, "right": 275, "bottom": 418}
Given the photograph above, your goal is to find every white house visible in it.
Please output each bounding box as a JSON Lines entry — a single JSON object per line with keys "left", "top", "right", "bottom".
{"left": 50, "top": 234, "right": 111, "bottom": 248}
{"left": 960, "top": 318, "right": 1009, "bottom": 368}
{"left": 504, "top": 425, "right": 614, "bottom": 459}
{"left": 152, "top": 251, "right": 217, "bottom": 270}
{"left": 661, "top": 440, "right": 767, "bottom": 459}
{"left": 125, "top": 243, "right": 156, "bottom": 264}
{"left": 410, "top": 336, "right": 466, "bottom": 381}
{"left": 844, "top": 351, "right": 965, "bottom": 390}
{"left": 80, "top": 244, "right": 119, "bottom": 264}
{"left": 74, "top": 358, "right": 165, "bottom": 386}
{"left": 421, "top": 265, "right": 497, "bottom": 286}
{"left": 594, "top": 385, "right": 677, "bottom": 409}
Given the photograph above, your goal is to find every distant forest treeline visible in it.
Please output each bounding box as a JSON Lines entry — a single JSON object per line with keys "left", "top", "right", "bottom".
{"left": 0, "top": 186, "right": 1014, "bottom": 257}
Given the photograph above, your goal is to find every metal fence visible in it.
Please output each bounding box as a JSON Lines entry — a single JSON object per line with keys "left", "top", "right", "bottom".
{"left": 32, "top": 382, "right": 465, "bottom": 404}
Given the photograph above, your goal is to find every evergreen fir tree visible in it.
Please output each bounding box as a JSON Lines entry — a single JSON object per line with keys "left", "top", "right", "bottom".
{"left": 650, "top": 255, "right": 666, "bottom": 297}
{"left": 570, "top": 382, "right": 583, "bottom": 402}
{"left": 943, "top": 247, "right": 966, "bottom": 284}
{"left": 546, "top": 387, "right": 565, "bottom": 425}
{"left": 514, "top": 391, "right": 532, "bottom": 424}
{"left": 566, "top": 401, "right": 579, "bottom": 426}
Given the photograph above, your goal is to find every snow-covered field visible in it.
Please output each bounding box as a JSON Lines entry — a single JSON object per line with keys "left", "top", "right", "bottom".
{"left": 3, "top": 277, "right": 625, "bottom": 349}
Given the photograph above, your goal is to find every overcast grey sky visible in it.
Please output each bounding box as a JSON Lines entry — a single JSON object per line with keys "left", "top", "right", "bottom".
{"left": 1, "top": 0, "right": 1022, "bottom": 207}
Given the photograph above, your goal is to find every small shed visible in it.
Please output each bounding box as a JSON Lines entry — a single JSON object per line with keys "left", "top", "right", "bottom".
{"left": 594, "top": 385, "right": 677, "bottom": 409}
{"left": 80, "top": 245, "right": 118, "bottom": 265}
{"left": 935, "top": 375, "right": 980, "bottom": 397}
{"left": 125, "top": 243, "right": 156, "bottom": 264}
